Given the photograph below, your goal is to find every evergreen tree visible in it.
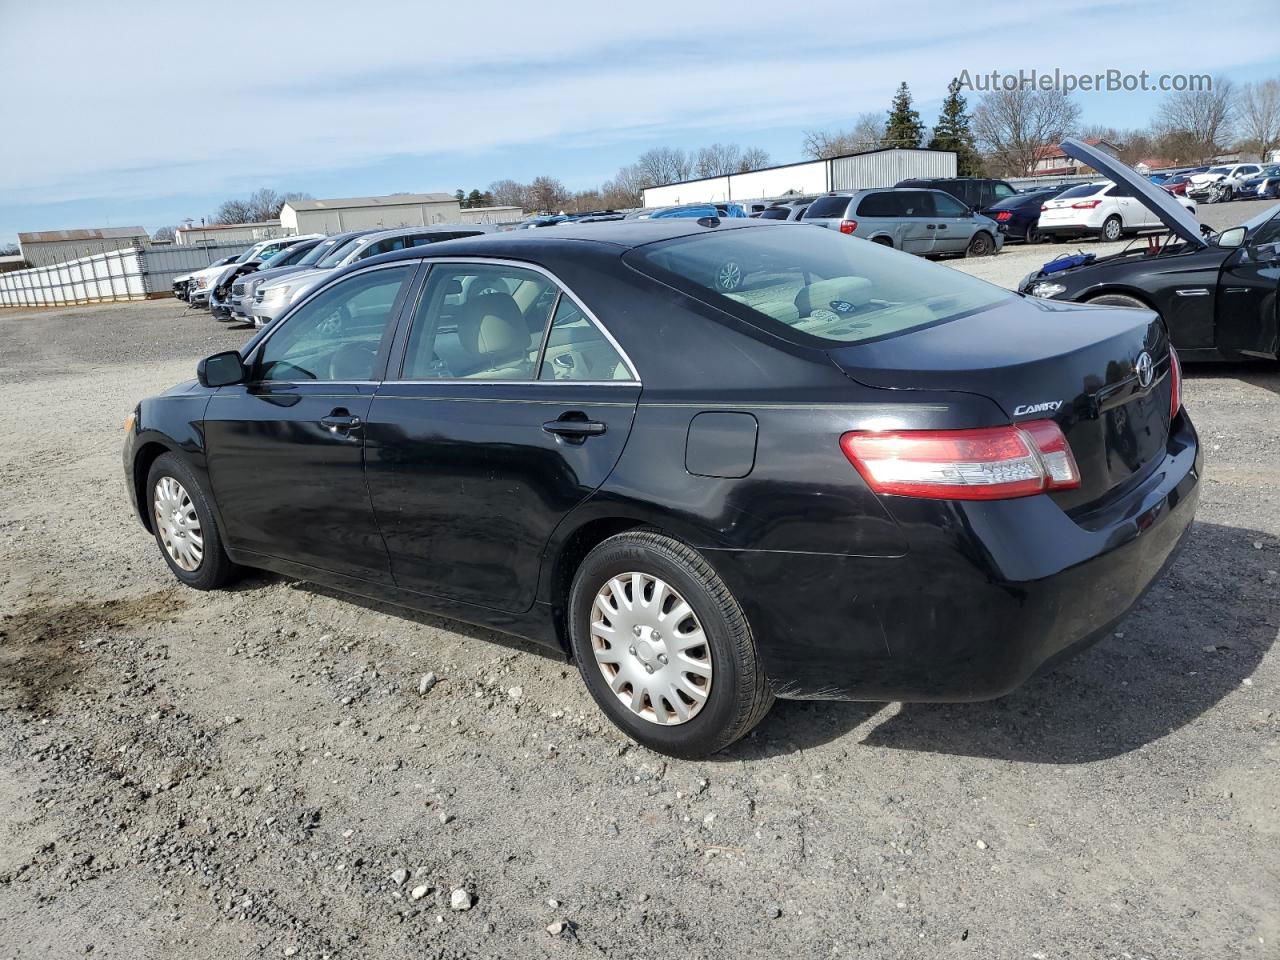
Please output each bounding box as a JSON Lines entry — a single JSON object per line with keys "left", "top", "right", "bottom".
{"left": 454, "top": 189, "right": 466, "bottom": 206}
{"left": 928, "top": 78, "right": 984, "bottom": 176}
{"left": 467, "top": 189, "right": 484, "bottom": 208}
{"left": 883, "top": 82, "right": 925, "bottom": 149}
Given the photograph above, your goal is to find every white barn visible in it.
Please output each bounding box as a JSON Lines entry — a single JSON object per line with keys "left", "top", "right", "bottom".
{"left": 642, "top": 147, "right": 957, "bottom": 209}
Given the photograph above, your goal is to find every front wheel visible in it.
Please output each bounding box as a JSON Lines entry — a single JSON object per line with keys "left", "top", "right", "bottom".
{"left": 965, "top": 231, "right": 995, "bottom": 257}
{"left": 1086, "top": 292, "right": 1148, "bottom": 309}
{"left": 146, "top": 453, "right": 239, "bottom": 590}
{"left": 567, "top": 531, "right": 773, "bottom": 758}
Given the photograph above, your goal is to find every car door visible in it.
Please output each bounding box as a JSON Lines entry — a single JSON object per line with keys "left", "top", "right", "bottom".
{"left": 929, "top": 190, "right": 974, "bottom": 254}
{"left": 203, "top": 262, "right": 418, "bottom": 579}
{"left": 1216, "top": 211, "right": 1280, "bottom": 359}
{"left": 889, "top": 191, "right": 936, "bottom": 254}
{"left": 1107, "top": 183, "right": 1150, "bottom": 228}
{"left": 363, "top": 259, "right": 642, "bottom": 612}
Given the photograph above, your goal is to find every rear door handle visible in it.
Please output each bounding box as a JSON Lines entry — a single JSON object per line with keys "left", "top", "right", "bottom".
{"left": 925, "top": 224, "right": 936, "bottom": 229}
{"left": 542, "top": 417, "right": 606, "bottom": 441}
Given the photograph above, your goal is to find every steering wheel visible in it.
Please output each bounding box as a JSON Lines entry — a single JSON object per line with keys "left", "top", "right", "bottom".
{"left": 327, "top": 341, "right": 378, "bottom": 380}
{"left": 317, "top": 303, "right": 352, "bottom": 336}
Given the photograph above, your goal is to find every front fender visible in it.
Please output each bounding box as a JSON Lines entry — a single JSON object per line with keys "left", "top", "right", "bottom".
{"left": 124, "top": 389, "right": 216, "bottom": 532}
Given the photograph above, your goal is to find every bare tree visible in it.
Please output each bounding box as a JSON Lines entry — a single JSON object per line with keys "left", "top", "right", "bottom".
{"left": 1237, "top": 77, "right": 1280, "bottom": 159}
{"left": 488, "top": 179, "right": 527, "bottom": 208}
{"left": 151, "top": 226, "right": 177, "bottom": 242}
{"left": 245, "top": 188, "right": 283, "bottom": 222}
{"left": 526, "top": 176, "right": 569, "bottom": 213}
{"left": 737, "top": 146, "right": 771, "bottom": 171}
{"left": 213, "top": 199, "right": 254, "bottom": 224}
{"left": 972, "top": 88, "right": 1081, "bottom": 176}
{"left": 694, "top": 143, "right": 743, "bottom": 178}
{"left": 802, "top": 112, "right": 884, "bottom": 159}
{"left": 600, "top": 164, "right": 645, "bottom": 208}
{"left": 1154, "top": 81, "right": 1234, "bottom": 161}
{"left": 633, "top": 147, "right": 693, "bottom": 187}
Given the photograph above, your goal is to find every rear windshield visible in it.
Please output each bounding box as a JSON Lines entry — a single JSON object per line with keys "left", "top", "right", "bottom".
{"left": 626, "top": 224, "right": 1011, "bottom": 345}
{"left": 1057, "top": 183, "right": 1106, "bottom": 199}
{"left": 804, "top": 195, "right": 853, "bottom": 219}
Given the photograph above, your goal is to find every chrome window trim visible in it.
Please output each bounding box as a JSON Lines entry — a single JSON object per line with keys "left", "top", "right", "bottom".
{"left": 397, "top": 256, "right": 641, "bottom": 384}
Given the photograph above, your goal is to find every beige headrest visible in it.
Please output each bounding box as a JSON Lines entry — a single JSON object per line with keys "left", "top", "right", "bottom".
{"left": 458, "top": 293, "right": 528, "bottom": 359}
{"left": 794, "top": 276, "right": 874, "bottom": 315}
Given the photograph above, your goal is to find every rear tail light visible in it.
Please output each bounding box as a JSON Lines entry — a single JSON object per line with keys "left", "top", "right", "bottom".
{"left": 1169, "top": 346, "right": 1182, "bottom": 418}
{"left": 840, "top": 420, "right": 1081, "bottom": 500}
{"left": 994, "top": 211, "right": 1013, "bottom": 221}
{"left": 839, "top": 219, "right": 857, "bottom": 234}
{"left": 1071, "top": 199, "right": 1102, "bottom": 209}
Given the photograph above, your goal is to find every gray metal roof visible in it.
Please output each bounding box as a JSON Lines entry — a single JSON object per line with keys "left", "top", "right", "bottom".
{"left": 18, "top": 226, "right": 147, "bottom": 243}
{"left": 286, "top": 193, "right": 455, "bottom": 211}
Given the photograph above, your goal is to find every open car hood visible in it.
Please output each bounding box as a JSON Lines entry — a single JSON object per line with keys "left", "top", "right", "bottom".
{"left": 1060, "top": 137, "right": 1207, "bottom": 248}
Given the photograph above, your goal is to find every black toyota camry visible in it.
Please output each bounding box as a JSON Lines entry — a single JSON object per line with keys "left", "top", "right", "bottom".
{"left": 124, "top": 217, "right": 1200, "bottom": 757}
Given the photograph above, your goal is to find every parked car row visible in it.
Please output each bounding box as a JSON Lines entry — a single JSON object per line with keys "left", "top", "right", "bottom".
{"left": 175, "top": 224, "right": 495, "bottom": 327}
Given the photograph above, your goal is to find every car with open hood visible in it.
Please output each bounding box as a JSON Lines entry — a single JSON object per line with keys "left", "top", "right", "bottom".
{"left": 1019, "top": 139, "right": 1280, "bottom": 362}
{"left": 124, "top": 217, "right": 1198, "bottom": 757}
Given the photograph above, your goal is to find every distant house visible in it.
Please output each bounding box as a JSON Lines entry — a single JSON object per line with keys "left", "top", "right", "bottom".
{"left": 281, "top": 194, "right": 461, "bottom": 234}
{"left": 175, "top": 221, "right": 284, "bottom": 246}
{"left": 0, "top": 254, "right": 28, "bottom": 274}
{"left": 1030, "top": 138, "right": 1120, "bottom": 177}
{"left": 17, "top": 226, "right": 148, "bottom": 268}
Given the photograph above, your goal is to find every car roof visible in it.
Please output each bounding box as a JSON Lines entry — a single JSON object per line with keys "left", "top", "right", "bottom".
{"left": 335, "top": 217, "right": 776, "bottom": 268}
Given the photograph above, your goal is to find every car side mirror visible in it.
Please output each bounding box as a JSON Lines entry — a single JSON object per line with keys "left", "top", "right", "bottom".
{"left": 197, "top": 350, "right": 247, "bottom": 388}
{"left": 1217, "top": 226, "right": 1247, "bottom": 249}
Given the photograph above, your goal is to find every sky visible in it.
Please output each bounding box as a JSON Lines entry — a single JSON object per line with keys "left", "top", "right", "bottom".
{"left": 2, "top": 0, "right": 1279, "bottom": 245}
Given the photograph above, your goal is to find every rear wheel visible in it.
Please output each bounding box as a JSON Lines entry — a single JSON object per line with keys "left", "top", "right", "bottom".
{"left": 146, "top": 453, "right": 238, "bottom": 590}
{"left": 1101, "top": 216, "right": 1123, "bottom": 242}
{"left": 965, "top": 231, "right": 995, "bottom": 257}
{"left": 871, "top": 236, "right": 893, "bottom": 247}
{"left": 715, "top": 260, "right": 744, "bottom": 293}
{"left": 1025, "top": 224, "right": 1045, "bottom": 244}
{"left": 568, "top": 531, "right": 773, "bottom": 758}
{"left": 1086, "top": 292, "right": 1147, "bottom": 309}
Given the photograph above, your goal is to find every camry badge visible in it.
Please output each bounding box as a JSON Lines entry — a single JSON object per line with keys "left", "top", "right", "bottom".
{"left": 1013, "top": 400, "right": 1062, "bottom": 416}
{"left": 1135, "top": 352, "right": 1154, "bottom": 388}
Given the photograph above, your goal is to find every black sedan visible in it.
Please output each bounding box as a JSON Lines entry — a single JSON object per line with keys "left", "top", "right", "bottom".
{"left": 1019, "top": 201, "right": 1280, "bottom": 361}
{"left": 124, "top": 220, "right": 1199, "bottom": 757}
{"left": 980, "top": 184, "right": 1073, "bottom": 243}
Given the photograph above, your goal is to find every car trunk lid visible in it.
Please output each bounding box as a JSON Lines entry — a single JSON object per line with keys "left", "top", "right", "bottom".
{"left": 826, "top": 296, "right": 1174, "bottom": 510}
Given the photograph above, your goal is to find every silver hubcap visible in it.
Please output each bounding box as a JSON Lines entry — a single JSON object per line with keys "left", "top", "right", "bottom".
{"left": 1105, "top": 220, "right": 1120, "bottom": 240}
{"left": 153, "top": 476, "right": 203, "bottom": 572}
{"left": 717, "top": 262, "right": 742, "bottom": 290}
{"left": 589, "top": 572, "right": 712, "bottom": 726}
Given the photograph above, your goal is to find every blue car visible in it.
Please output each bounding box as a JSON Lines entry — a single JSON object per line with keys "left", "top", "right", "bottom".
{"left": 636, "top": 202, "right": 747, "bottom": 220}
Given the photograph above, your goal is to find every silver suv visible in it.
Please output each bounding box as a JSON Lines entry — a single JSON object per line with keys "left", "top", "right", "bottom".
{"left": 802, "top": 189, "right": 1003, "bottom": 257}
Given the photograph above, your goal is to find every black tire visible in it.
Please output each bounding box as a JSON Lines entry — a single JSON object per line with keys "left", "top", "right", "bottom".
{"left": 965, "top": 231, "right": 995, "bottom": 257}
{"left": 1101, "top": 216, "right": 1123, "bottom": 242}
{"left": 871, "top": 236, "right": 893, "bottom": 247}
{"left": 145, "top": 453, "right": 239, "bottom": 590}
{"left": 567, "top": 531, "right": 773, "bottom": 758}
{"left": 1086, "top": 292, "right": 1148, "bottom": 310}
{"left": 1025, "top": 224, "right": 1045, "bottom": 244}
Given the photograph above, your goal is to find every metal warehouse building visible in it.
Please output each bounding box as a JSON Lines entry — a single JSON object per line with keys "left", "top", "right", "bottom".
{"left": 175, "top": 221, "right": 283, "bottom": 246}
{"left": 17, "top": 226, "right": 149, "bottom": 268}
{"left": 281, "top": 194, "right": 463, "bottom": 234}
{"left": 641, "top": 147, "right": 957, "bottom": 208}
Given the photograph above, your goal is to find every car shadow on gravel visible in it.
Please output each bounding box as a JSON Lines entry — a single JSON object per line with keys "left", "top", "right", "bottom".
{"left": 719, "top": 520, "right": 1274, "bottom": 764}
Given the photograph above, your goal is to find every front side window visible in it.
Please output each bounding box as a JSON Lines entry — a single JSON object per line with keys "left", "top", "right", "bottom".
{"left": 256, "top": 265, "right": 412, "bottom": 381}
{"left": 932, "top": 192, "right": 970, "bottom": 217}
{"left": 627, "top": 224, "right": 1011, "bottom": 346}
{"left": 357, "top": 237, "right": 407, "bottom": 260}
{"left": 317, "top": 237, "right": 365, "bottom": 268}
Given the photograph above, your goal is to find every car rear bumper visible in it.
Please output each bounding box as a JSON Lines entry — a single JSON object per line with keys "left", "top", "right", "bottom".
{"left": 709, "top": 413, "right": 1201, "bottom": 701}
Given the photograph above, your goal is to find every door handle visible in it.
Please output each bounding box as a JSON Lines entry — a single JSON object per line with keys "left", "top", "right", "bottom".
{"left": 937, "top": 223, "right": 947, "bottom": 229}
{"left": 542, "top": 415, "right": 606, "bottom": 442}
{"left": 320, "top": 409, "right": 362, "bottom": 433}
{"left": 925, "top": 224, "right": 936, "bottom": 229}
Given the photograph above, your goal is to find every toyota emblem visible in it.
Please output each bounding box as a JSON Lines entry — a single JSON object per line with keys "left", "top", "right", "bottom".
{"left": 1135, "top": 351, "right": 1154, "bottom": 389}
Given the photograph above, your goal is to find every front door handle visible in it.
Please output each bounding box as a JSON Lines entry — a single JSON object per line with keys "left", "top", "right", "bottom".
{"left": 937, "top": 223, "right": 947, "bottom": 229}
{"left": 925, "top": 223, "right": 936, "bottom": 229}
{"left": 542, "top": 415, "right": 606, "bottom": 442}
{"left": 321, "top": 409, "right": 362, "bottom": 434}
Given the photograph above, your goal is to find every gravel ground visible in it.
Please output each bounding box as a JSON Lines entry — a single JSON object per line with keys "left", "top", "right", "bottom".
{"left": 1, "top": 273, "right": 1277, "bottom": 959}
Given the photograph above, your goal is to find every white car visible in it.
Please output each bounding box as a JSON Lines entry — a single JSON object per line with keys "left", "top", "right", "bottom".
{"left": 1037, "top": 181, "right": 1197, "bottom": 242}
{"left": 186, "top": 236, "right": 313, "bottom": 306}
{"left": 1185, "top": 163, "right": 1262, "bottom": 203}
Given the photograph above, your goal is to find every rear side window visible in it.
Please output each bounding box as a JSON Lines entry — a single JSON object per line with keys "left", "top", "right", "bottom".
{"left": 932, "top": 192, "right": 970, "bottom": 217}
{"left": 757, "top": 208, "right": 790, "bottom": 220}
{"left": 855, "top": 192, "right": 903, "bottom": 217}
{"left": 627, "top": 224, "right": 1010, "bottom": 345}
{"left": 991, "top": 182, "right": 1016, "bottom": 199}
{"left": 1057, "top": 183, "right": 1106, "bottom": 200}
{"left": 804, "top": 195, "right": 853, "bottom": 219}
